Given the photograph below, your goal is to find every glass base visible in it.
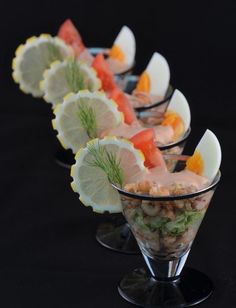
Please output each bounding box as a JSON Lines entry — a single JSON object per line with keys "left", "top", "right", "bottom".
{"left": 118, "top": 267, "right": 213, "bottom": 307}
{"left": 96, "top": 222, "right": 140, "bottom": 255}
{"left": 54, "top": 148, "right": 74, "bottom": 169}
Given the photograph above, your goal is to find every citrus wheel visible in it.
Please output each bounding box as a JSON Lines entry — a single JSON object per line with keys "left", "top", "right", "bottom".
{"left": 71, "top": 137, "right": 146, "bottom": 213}
{"left": 12, "top": 34, "right": 72, "bottom": 97}
{"left": 40, "top": 58, "right": 101, "bottom": 106}
{"left": 52, "top": 90, "right": 123, "bottom": 153}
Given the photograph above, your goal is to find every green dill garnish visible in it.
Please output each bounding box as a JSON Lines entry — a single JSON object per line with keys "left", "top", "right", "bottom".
{"left": 47, "top": 43, "right": 63, "bottom": 63}
{"left": 86, "top": 142, "right": 124, "bottom": 187}
{"left": 66, "top": 58, "right": 85, "bottom": 92}
{"left": 77, "top": 102, "right": 97, "bottom": 139}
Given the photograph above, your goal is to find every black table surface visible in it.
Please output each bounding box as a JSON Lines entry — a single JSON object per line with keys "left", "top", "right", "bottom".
{"left": 1, "top": 1, "right": 236, "bottom": 307}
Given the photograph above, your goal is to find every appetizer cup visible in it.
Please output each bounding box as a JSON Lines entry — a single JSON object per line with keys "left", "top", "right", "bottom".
{"left": 124, "top": 74, "right": 174, "bottom": 122}
{"left": 113, "top": 156, "right": 221, "bottom": 307}
{"left": 96, "top": 128, "right": 191, "bottom": 254}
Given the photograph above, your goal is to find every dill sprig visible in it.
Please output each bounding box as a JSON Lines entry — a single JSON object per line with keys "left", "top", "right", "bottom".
{"left": 86, "top": 143, "right": 124, "bottom": 187}
{"left": 66, "top": 58, "right": 85, "bottom": 92}
{"left": 77, "top": 102, "right": 97, "bottom": 139}
{"left": 47, "top": 43, "right": 63, "bottom": 63}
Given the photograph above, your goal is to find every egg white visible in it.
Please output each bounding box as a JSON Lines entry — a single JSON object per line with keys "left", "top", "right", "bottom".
{"left": 167, "top": 89, "right": 191, "bottom": 133}
{"left": 113, "top": 25, "right": 136, "bottom": 67}
{"left": 194, "top": 129, "right": 222, "bottom": 183}
{"left": 146, "top": 52, "right": 170, "bottom": 97}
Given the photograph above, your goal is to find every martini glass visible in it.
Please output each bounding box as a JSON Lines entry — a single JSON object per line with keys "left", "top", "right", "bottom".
{"left": 96, "top": 128, "right": 191, "bottom": 254}
{"left": 114, "top": 156, "right": 221, "bottom": 307}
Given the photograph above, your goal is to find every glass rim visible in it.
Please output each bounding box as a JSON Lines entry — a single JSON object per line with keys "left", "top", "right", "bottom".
{"left": 134, "top": 84, "right": 174, "bottom": 112}
{"left": 88, "top": 47, "right": 135, "bottom": 76}
{"left": 112, "top": 159, "right": 221, "bottom": 201}
{"left": 123, "top": 74, "right": 174, "bottom": 111}
{"left": 158, "top": 127, "right": 191, "bottom": 150}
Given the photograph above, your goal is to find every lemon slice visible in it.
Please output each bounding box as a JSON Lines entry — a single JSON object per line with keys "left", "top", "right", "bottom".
{"left": 52, "top": 90, "right": 124, "bottom": 153}
{"left": 40, "top": 59, "right": 101, "bottom": 106}
{"left": 71, "top": 137, "right": 146, "bottom": 213}
{"left": 12, "top": 34, "right": 72, "bottom": 97}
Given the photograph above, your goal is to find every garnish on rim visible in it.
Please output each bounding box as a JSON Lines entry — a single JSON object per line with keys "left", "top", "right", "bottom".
{"left": 66, "top": 58, "right": 85, "bottom": 92}
{"left": 134, "top": 52, "right": 170, "bottom": 97}
{"left": 161, "top": 89, "right": 191, "bottom": 140}
{"left": 40, "top": 59, "right": 101, "bottom": 106}
{"left": 130, "top": 128, "right": 166, "bottom": 169}
{"left": 70, "top": 137, "right": 147, "bottom": 213}
{"left": 186, "top": 129, "right": 221, "bottom": 183}
{"left": 58, "top": 19, "right": 85, "bottom": 56}
{"left": 92, "top": 53, "right": 117, "bottom": 92}
{"left": 135, "top": 71, "right": 150, "bottom": 93}
{"left": 161, "top": 111, "right": 184, "bottom": 140}
{"left": 47, "top": 43, "right": 64, "bottom": 63}
{"left": 52, "top": 90, "right": 123, "bottom": 153}
{"left": 108, "top": 26, "right": 136, "bottom": 67}
{"left": 77, "top": 102, "right": 97, "bottom": 139}
{"left": 86, "top": 142, "right": 124, "bottom": 187}
{"left": 109, "top": 45, "right": 125, "bottom": 63}
{"left": 186, "top": 151, "right": 204, "bottom": 176}
{"left": 12, "top": 34, "right": 71, "bottom": 97}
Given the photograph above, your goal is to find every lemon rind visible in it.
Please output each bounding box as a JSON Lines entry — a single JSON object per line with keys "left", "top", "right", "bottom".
{"left": 12, "top": 34, "right": 71, "bottom": 97}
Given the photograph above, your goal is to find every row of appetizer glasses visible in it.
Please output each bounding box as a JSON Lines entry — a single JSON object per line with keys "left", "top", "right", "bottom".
{"left": 12, "top": 20, "right": 221, "bottom": 307}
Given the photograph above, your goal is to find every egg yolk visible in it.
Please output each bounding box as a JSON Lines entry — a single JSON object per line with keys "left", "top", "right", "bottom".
{"left": 135, "top": 71, "right": 150, "bottom": 93}
{"left": 109, "top": 44, "right": 125, "bottom": 62}
{"left": 186, "top": 151, "right": 204, "bottom": 175}
{"left": 161, "top": 111, "right": 185, "bottom": 140}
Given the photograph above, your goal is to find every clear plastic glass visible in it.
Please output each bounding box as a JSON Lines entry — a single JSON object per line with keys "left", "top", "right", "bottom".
{"left": 96, "top": 129, "right": 191, "bottom": 253}
{"left": 123, "top": 74, "right": 174, "bottom": 119}
{"left": 114, "top": 158, "right": 221, "bottom": 307}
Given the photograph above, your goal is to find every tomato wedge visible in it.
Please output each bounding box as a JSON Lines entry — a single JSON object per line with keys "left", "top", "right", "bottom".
{"left": 109, "top": 87, "right": 136, "bottom": 124}
{"left": 58, "top": 19, "right": 85, "bottom": 56}
{"left": 92, "top": 54, "right": 117, "bottom": 92}
{"left": 130, "top": 128, "right": 165, "bottom": 168}
{"left": 92, "top": 54, "right": 136, "bottom": 124}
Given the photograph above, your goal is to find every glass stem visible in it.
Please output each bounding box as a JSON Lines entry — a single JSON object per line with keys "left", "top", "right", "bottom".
{"left": 142, "top": 249, "right": 190, "bottom": 281}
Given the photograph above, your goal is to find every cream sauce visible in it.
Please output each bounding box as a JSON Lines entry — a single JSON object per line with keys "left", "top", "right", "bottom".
{"left": 102, "top": 121, "right": 174, "bottom": 145}
{"left": 141, "top": 167, "right": 209, "bottom": 191}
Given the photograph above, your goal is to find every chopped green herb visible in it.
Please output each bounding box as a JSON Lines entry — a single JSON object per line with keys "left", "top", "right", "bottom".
{"left": 66, "top": 58, "right": 85, "bottom": 92}
{"left": 86, "top": 142, "right": 124, "bottom": 187}
{"left": 47, "top": 43, "right": 63, "bottom": 63}
{"left": 77, "top": 102, "right": 97, "bottom": 139}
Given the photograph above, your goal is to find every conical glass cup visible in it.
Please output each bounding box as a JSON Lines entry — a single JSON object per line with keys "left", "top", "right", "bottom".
{"left": 113, "top": 157, "right": 221, "bottom": 307}
{"left": 96, "top": 129, "right": 191, "bottom": 254}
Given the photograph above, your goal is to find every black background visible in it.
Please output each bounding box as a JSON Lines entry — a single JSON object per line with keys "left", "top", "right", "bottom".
{"left": 0, "top": 0, "right": 235, "bottom": 307}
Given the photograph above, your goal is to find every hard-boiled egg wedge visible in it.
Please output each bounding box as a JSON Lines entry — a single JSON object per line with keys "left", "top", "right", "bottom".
{"left": 135, "top": 52, "right": 170, "bottom": 97}
{"left": 186, "top": 129, "right": 221, "bottom": 183}
{"left": 161, "top": 89, "right": 191, "bottom": 140}
{"left": 109, "top": 26, "right": 136, "bottom": 67}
